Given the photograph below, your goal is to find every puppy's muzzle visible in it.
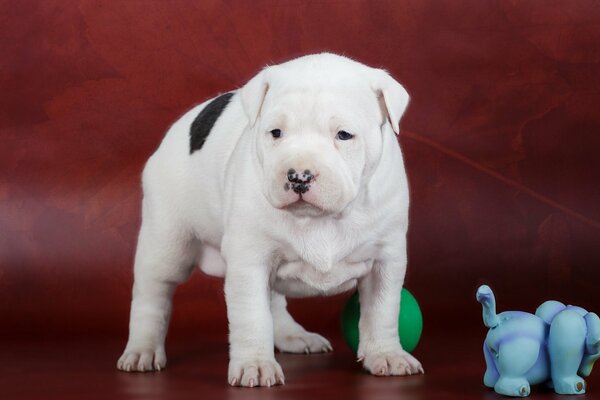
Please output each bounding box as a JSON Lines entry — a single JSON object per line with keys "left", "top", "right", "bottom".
{"left": 286, "top": 168, "right": 314, "bottom": 195}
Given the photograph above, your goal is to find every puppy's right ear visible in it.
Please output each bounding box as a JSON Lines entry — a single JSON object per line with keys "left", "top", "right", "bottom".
{"left": 370, "top": 69, "right": 410, "bottom": 135}
{"left": 240, "top": 66, "right": 274, "bottom": 128}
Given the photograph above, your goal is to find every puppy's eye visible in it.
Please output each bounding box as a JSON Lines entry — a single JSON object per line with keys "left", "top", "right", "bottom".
{"left": 336, "top": 130, "right": 354, "bottom": 140}
{"left": 270, "top": 129, "right": 282, "bottom": 139}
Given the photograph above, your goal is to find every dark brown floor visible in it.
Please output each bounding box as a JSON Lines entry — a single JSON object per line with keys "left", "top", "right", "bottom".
{"left": 2, "top": 330, "right": 597, "bottom": 400}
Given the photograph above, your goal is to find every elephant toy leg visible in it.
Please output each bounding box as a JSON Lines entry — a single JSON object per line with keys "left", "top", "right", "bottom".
{"left": 494, "top": 337, "right": 540, "bottom": 397}
{"left": 483, "top": 343, "right": 500, "bottom": 388}
{"left": 549, "top": 309, "right": 587, "bottom": 394}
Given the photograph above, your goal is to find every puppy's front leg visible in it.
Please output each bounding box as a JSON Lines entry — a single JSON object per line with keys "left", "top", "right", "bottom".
{"left": 357, "top": 247, "right": 423, "bottom": 376}
{"left": 223, "top": 242, "right": 284, "bottom": 387}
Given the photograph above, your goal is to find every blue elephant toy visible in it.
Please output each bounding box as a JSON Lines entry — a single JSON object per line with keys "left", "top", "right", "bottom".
{"left": 476, "top": 285, "right": 600, "bottom": 397}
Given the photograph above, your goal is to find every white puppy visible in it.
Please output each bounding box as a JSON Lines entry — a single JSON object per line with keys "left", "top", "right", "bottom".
{"left": 117, "top": 53, "right": 423, "bottom": 386}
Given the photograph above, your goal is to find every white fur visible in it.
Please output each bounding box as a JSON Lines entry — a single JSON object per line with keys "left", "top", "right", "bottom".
{"left": 117, "top": 53, "right": 423, "bottom": 385}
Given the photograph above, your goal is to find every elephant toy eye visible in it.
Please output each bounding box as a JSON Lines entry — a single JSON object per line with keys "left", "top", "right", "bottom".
{"left": 270, "top": 129, "right": 282, "bottom": 139}
{"left": 336, "top": 130, "right": 354, "bottom": 140}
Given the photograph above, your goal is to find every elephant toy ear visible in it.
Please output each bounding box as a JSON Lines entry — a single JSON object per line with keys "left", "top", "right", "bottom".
{"left": 535, "top": 300, "right": 566, "bottom": 325}
{"left": 584, "top": 312, "right": 600, "bottom": 355}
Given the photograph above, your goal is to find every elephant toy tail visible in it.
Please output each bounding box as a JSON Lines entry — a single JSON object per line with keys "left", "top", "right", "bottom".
{"left": 476, "top": 285, "right": 500, "bottom": 329}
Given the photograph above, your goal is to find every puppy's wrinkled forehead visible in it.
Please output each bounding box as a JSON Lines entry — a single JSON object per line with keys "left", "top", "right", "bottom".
{"left": 261, "top": 81, "right": 380, "bottom": 131}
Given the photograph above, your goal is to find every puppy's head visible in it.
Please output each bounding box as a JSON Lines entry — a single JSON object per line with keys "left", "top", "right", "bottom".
{"left": 241, "top": 53, "right": 409, "bottom": 217}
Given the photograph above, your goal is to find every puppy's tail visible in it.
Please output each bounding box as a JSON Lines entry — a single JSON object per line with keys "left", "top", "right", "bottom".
{"left": 476, "top": 285, "right": 500, "bottom": 329}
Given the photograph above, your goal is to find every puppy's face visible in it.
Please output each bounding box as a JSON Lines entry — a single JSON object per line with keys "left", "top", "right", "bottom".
{"left": 241, "top": 54, "right": 409, "bottom": 217}
{"left": 256, "top": 84, "right": 381, "bottom": 216}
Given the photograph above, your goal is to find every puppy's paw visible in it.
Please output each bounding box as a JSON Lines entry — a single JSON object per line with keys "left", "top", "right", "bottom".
{"left": 361, "top": 349, "right": 423, "bottom": 376}
{"left": 228, "top": 358, "right": 285, "bottom": 387}
{"left": 117, "top": 347, "right": 167, "bottom": 372}
{"left": 275, "top": 330, "right": 333, "bottom": 354}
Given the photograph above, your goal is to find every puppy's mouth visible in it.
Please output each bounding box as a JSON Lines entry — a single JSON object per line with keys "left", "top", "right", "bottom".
{"left": 283, "top": 198, "right": 326, "bottom": 217}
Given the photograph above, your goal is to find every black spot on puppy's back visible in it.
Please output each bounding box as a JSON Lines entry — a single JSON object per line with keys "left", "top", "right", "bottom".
{"left": 189, "top": 92, "right": 235, "bottom": 154}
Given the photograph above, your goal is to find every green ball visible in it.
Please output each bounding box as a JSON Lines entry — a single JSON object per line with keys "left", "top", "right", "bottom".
{"left": 341, "top": 288, "right": 423, "bottom": 354}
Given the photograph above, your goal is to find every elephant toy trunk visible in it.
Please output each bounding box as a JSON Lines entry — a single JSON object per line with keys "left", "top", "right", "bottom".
{"left": 476, "top": 285, "right": 500, "bottom": 329}
{"left": 580, "top": 353, "right": 600, "bottom": 377}
{"left": 580, "top": 312, "right": 600, "bottom": 377}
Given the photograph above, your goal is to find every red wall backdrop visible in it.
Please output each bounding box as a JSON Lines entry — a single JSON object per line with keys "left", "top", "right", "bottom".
{"left": 1, "top": 1, "right": 599, "bottom": 343}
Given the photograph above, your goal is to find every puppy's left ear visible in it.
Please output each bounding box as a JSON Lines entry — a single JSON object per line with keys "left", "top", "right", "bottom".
{"left": 371, "top": 69, "right": 410, "bottom": 135}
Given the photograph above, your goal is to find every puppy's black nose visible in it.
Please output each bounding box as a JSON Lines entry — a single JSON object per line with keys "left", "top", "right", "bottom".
{"left": 287, "top": 168, "right": 313, "bottom": 194}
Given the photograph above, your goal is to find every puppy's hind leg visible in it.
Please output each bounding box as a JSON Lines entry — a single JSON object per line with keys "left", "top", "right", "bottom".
{"left": 117, "top": 217, "right": 198, "bottom": 372}
{"left": 271, "top": 292, "right": 332, "bottom": 354}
